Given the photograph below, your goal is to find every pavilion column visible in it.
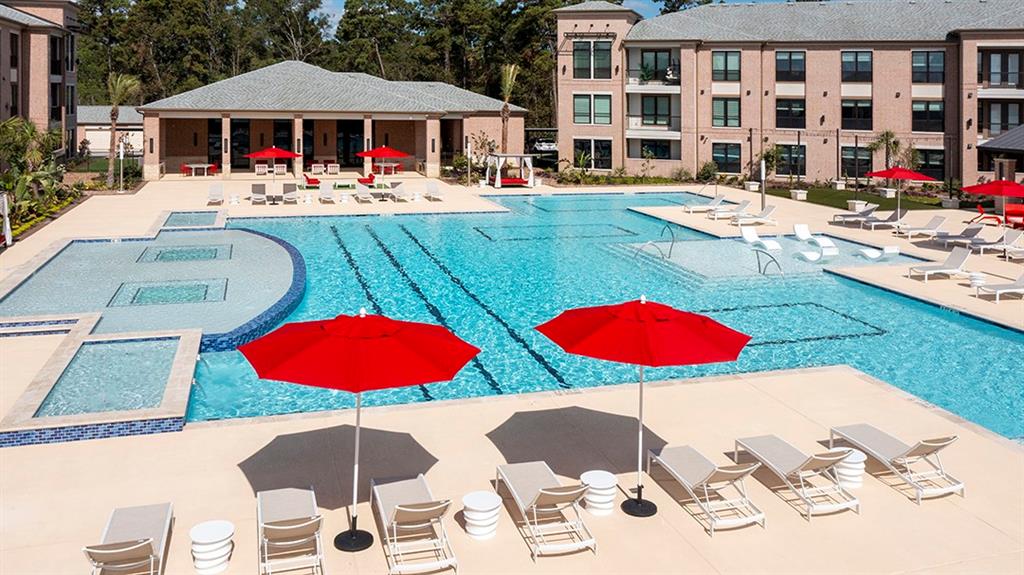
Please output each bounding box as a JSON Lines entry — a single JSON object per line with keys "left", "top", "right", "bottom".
{"left": 363, "top": 115, "right": 373, "bottom": 176}
{"left": 220, "top": 114, "right": 231, "bottom": 177}
{"left": 425, "top": 116, "right": 441, "bottom": 178}
{"left": 293, "top": 114, "right": 304, "bottom": 175}
{"left": 143, "top": 113, "right": 161, "bottom": 181}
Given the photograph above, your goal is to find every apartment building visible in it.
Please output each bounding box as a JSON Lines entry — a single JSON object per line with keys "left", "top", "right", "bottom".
{"left": 554, "top": 0, "right": 1024, "bottom": 185}
{"left": 0, "top": 0, "right": 78, "bottom": 154}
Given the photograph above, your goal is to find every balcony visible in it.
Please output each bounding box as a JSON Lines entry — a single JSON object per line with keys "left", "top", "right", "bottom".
{"left": 625, "top": 66, "right": 681, "bottom": 93}
{"left": 625, "top": 114, "right": 681, "bottom": 139}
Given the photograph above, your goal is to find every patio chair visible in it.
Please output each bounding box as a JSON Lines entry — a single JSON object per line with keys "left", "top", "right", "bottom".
{"left": 967, "top": 203, "right": 1002, "bottom": 226}
{"left": 390, "top": 183, "right": 412, "bottom": 202}
{"left": 425, "top": 181, "right": 445, "bottom": 202}
{"left": 208, "top": 162, "right": 219, "bottom": 176}
{"left": 274, "top": 164, "right": 286, "bottom": 176}
{"left": 354, "top": 183, "right": 375, "bottom": 204}
{"left": 972, "top": 228, "right": 1023, "bottom": 254}
{"left": 857, "top": 245, "right": 900, "bottom": 260}
{"left": 327, "top": 163, "right": 340, "bottom": 175}
{"left": 829, "top": 424, "right": 965, "bottom": 504}
{"left": 83, "top": 503, "right": 174, "bottom": 575}
{"left": 282, "top": 183, "right": 298, "bottom": 204}
{"left": 251, "top": 183, "right": 267, "bottom": 205}
{"left": 207, "top": 183, "right": 224, "bottom": 205}
{"left": 731, "top": 205, "right": 777, "bottom": 226}
{"left": 257, "top": 488, "right": 325, "bottom": 575}
{"left": 832, "top": 204, "right": 879, "bottom": 224}
{"left": 318, "top": 181, "right": 334, "bottom": 204}
{"left": 977, "top": 271, "right": 1024, "bottom": 302}
{"left": 735, "top": 435, "right": 860, "bottom": 521}
{"left": 303, "top": 173, "right": 321, "bottom": 188}
{"left": 495, "top": 461, "right": 595, "bottom": 560}
{"left": 684, "top": 194, "right": 726, "bottom": 213}
{"left": 371, "top": 475, "right": 457, "bottom": 575}
{"left": 648, "top": 446, "right": 765, "bottom": 536}
{"left": 860, "top": 209, "right": 908, "bottom": 230}
{"left": 792, "top": 223, "right": 839, "bottom": 261}
{"left": 1006, "top": 246, "right": 1024, "bottom": 260}
{"left": 935, "top": 224, "right": 985, "bottom": 248}
{"left": 740, "top": 226, "right": 781, "bottom": 252}
{"left": 358, "top": 173, "right": 376, "bottom": 186}
{"left": 906, "top": 246, "right": 970, "bottom": 282}
{"left": 708, "top": 200, "right": 751, "bottom": 221}
{"left": 255, "top": 163, "right": 269, "bottom": 176}
{"left": 896, "top": 215, "right": 947, "bottom": 239}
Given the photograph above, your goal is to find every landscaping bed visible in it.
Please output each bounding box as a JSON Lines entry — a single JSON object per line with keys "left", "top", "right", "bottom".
{"left": 766, "top": 186, "right": 943, "bottom": 211}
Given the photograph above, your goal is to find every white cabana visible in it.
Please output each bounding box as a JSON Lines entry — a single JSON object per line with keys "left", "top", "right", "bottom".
{"left": 484, "top": 153, "right": 535, "bottom": 188}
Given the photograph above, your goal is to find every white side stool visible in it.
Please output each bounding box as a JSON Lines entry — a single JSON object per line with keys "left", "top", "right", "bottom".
{"left": 969, "top": 273, "right": 987, "bottom": 297}
{"left": 462, "top": 490, "right": 502, "bottom": 540}
{"left": 190, "top": 520, "right": 234, "bottom": 575}
{"left": 829, "top": 448, "right": 867, "bottom": 490}
{"left": 580, "top": 470, "right": 617, "bottom": 516}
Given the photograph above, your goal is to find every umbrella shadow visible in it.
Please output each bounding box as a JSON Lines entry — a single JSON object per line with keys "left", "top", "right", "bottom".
{"left": 485, "top": 406, "right": 668, "bottom": 479}
{"left": 238, "top": 424, "right": 438, "bottom": 510}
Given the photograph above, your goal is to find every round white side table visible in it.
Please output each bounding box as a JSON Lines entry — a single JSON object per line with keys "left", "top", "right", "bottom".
{"left": 580, "top": 470, "right": 617, "bottom": 516}
{"left": 829, "top": 448, "right": 867, "bottom": 490}
{"left": 190, "top": 520, "right": 234, "bottom": 575}
{"left": 969, "top": 273, "right": 987, "bottom": 297}
{"left": 462, "top": 490, "right": 502, "bottom": 540}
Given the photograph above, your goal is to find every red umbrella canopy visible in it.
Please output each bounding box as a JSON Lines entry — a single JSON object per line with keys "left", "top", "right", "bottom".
{"left": 865, "top": 166, "right": 936, "bottom": 182}
{"left": 239, "top": 313, "right": 480, "bottom": 393}
{"left": 245, "top": 146, "right": 301, "bottom": 159}
{"left": 962, "top": 180, "right": 1024, "bottom": 198}
{"left": 356, "top": 146, "right": 410, "bottom": 159}
{"left": 535, "top": 299, "right": 751, "bottom": 368}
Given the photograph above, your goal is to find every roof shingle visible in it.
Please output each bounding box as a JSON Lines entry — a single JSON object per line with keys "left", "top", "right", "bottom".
{"left": 978, "top": 125, "right": 1024, "bottom": 154}
{"left": 77, "top": 106, "right": 144, "bottom": 125}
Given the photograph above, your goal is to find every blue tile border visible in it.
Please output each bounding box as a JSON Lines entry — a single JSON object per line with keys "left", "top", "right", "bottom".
{"left": 0, "top": 417, "right": 184, "bottom": 448}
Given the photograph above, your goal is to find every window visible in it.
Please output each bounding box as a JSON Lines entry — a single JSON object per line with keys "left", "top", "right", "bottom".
{"left": 776, "top": 51, "right": 805, "bottom": 82}
{"left": 65, "top": 85, "right": 75, "bottom": 116}
{"left": 10, "top": 83, "right": 18, "bottom": 116}
{"left": 918, "top": 149, "right": 945, "bottom": 180}
{"left": 987, "top": 102, "right": 1021, "bottom": 134}
{"left": 573, "top": 139, "right": 612, "bottom": 169}
{"left": 912, "top": 51, "right": 944, "bottom": 83}
{"left": 49, "top": 82, "right": 61, "bottom": 121}
{"left": 712, "top": 143, "right": 742, "bottom": 173}
{"left": 775, "top": 99, "right": 805, "bottom": 129}
{"left": 66, "top": 35, "right": 76, "bottom": 72}
{"left": 987, "top": 52, "right": 1021, "bottom": 87}
{"left": 640, "top": 139, "right": 671, "bottom": 160}
{"left": 912, "top": 101, "right": 944, "bottom": 132}
{"left": 573, "top": 95, "right": 591, "bottom": 124}
{"left": 640, "top": 50, "right": 671, "bottom": 81}
{"left": 712, "top": 98, "right": 740, "bottom": 127}
{"left": 841, "top": 51, "right": 872, "bottom": 82}
{"left": 593, "top": 95, "right": 611, "bottom": 124}
{"left": 9, "top": 32, "right": 18, "bottom": 69}
{"left": 841, "top": 100, "right": 872, "bottom": 131}
{"left": 841, "top": 146, "right": 872, "bottom": 178}
{"left": 777, "top": 144, "right": 806, "bottom": 176}
{"left": 712, "top": 51, "right": 740, "bottom": 81}
{"left": 49, "top": 36, "right": 62, "bottom": 76}
{"left": 573, "top": 95, "right": 611, "bottom": 125}
{"left": 207, "top": 119, "right": 223, "bottom": 165}
{"left": 641, "top": 96, "right": 670, "bottom": 126}
{"left": 573, "top": 41, "right": 611, "bottom": 80}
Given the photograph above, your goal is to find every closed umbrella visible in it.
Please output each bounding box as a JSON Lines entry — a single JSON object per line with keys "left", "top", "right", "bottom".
{"left": 535, "top": 296, "right": 751, "bottom": 517}
{"left": 240, "top": 310, "right": 480, "bottom": 551}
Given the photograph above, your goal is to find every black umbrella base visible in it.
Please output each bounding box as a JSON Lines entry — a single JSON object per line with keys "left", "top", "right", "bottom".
{"left": 334, "top": 529, "right": 374, "bottom": 552}
{"left": 621, "top": 498, "right": 658, "bottom": 517}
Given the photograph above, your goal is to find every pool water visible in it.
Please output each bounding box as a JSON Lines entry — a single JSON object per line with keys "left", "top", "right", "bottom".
{"left": 35, "top": 338, "right": 179, "bottom": 418}
{"left": 187, "top": 193, "right": 1024, "bottom": 439}
{"left": 164, "top": 211, "right": 218, "bottom": 227}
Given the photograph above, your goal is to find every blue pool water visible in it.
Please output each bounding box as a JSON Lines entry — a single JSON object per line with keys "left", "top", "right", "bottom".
{"left": 186, "top": 193, "right": 1024, "bottom": 439}
{"left": 164, "top": 211, "right": 219, "bottom": 227}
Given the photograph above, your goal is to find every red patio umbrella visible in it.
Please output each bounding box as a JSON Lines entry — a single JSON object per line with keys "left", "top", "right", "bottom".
{"left": 865, "top": 167, "right": 937, "bottom": 219}
{"left": 962, "top": 180, "right": 1024, "bottom": 227}
{"left": 245, "top": 146, "right": 302, "bottom": 183}
{"left": 535, "top": 296, "right": 751, "bottom": 517}
{"left": 240, "top": 310, "right": 480, "bottom": 552}
{"left": 356, "top": 146, "right": 410, "bottom": 180}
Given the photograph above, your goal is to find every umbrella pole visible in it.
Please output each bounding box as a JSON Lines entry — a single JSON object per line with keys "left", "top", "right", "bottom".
{"left": 335, "top": 392, "right": 374, "bottom": 552}
{"left": 621, "top": 365, "right": 658, "bottom": 517}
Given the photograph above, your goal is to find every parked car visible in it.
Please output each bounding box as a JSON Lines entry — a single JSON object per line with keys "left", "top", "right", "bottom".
{"left": 532, "top": 139, "right": 557, "bottom": 153}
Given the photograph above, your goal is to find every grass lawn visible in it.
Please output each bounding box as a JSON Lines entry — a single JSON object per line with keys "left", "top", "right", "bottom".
{"left": 66, "top": 157, "right": 141, "bottom": 173}
{"left": 766, "top": 186, "right": 942, "bottom": 211}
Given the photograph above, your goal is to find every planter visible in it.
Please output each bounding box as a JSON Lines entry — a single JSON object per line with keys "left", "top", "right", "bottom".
{"left": 745, "top": 181, "right": 760, "bottom": 192}
{"left": 941, "top": 198, "right": 960, "bottom": 209}
{"left": 535, "top": 177, "right": 544, "bottom": 187}
{"left": 847, "top": 199, "right": 868, "bottom": 212}
{"left": 790, "top": 189, "right": 807, "bottom": 201}
{"left": 878, "top": 187, "right": 897, "bottom": 199}
{"left": 832, "top": 180, "right": 847, "bottom": 191}
{"left": 478, "top": 179, "right": 487, "bottom": 188}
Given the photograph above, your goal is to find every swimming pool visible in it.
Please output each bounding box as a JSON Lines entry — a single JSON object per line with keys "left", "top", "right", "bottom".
{"left": 185, "top": 193, "right": 1023, "bottom": 439}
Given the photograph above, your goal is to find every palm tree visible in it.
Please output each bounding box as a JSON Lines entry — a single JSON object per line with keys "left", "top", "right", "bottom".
{"left": 106, "top": 73, "right": 142, "bottom": 188}
{"left": 499, "top": 64, "right": 520, "bottom": 154}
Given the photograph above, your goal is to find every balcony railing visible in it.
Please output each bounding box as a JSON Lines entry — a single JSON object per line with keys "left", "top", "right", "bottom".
{"left": 626, "top": 65, "right": 681, "bottom": 86}
{"left": 626, "top": 115, "right": 682, "bottom": 131}
{"left": 980, "top": 76, "right": 1023, "bottom": 89}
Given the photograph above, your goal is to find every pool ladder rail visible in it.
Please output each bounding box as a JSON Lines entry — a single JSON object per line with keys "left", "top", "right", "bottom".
{"left": 633, "top": 224, "right": 679, "bottom": 261}
{"left": 752, "top": 248, "right": 785, "bottom": 277}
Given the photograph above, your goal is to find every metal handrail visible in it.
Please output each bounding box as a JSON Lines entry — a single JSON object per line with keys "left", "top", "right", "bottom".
{"left": 752, "top": 248, "right": 784, "bottom": 276}
{"left": 660, "top": 224, "right": 677, "bottom": 258}
{"left": 634, "top": 241, "right": 668, "bottom": 260}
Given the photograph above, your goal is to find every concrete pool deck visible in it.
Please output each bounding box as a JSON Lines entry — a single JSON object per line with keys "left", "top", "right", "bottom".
{"left": 0, "top": 364, "right": 1021, "bottom": 574}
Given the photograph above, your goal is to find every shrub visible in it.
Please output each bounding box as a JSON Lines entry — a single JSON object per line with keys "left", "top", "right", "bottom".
{"left": 696, "top": 161, "right": 718, "bottom": 182}
{"left": 670, "top": 167, "right": 693, "bottom": 182}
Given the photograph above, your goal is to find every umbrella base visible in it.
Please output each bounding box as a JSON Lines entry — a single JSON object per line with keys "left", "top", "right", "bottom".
{"left": 334, "top": 529, "right": 374, "bottom": 552}
{"left": 621, "top": 498, "right": 658, "bottom": 517}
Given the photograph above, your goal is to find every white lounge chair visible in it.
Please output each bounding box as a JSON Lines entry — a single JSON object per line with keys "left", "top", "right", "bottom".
{"left": 318, "top": 181, "right": 334, "bottom": 203}
{"left": 740, "top": 226, "right": 782, "bottom": 252}
{"left": 731, "top": 205, "right": 777, "bottom": 226}
{"left": 207, "top": 183, "right": 224, "bottom": 205}
{"left": 425, "top": 181, "right": 445, "bottom": 202}
{"left": 83, "top": 503, "right": 174, "bottom": 575}
{"left": 251, "top": 183, "right": 267, "bottom": 205}
{"left": 857, "top": 245, "right": 900, "bottom": 260}
{"left": 1007, "top": 246, "right": 1024, "bottom": 261}
{"left": 354, "top": 183, "right": 375, "bottom": 204}
{"left": 935, "top": 224, "right": 985, "bottom": 248}
{"left": 372, "top": 474, "right": 457, "bottom": 575}
{"left": 830, "top": 424, "right": 965, "bottom": 504}
{"left": 977, "top": 271, "right": 1024, "bottom": 302}
{"left": 972, "top": 228, "right": 1023, "bottom": 254}
{"left": 495, "top": 461, "right": 595, "bottom": 560}
{"left": 860, "top": 209, "right": 908, "bottom": 230}
{"left": 282, "top": 183, "right": 298, "bottom": 204}
{"left": 735, "top": 435, "right": 860, "bottom": 521}
{"left": 906, "top": 246, "right": 970, "bottom": 282}
{"left": 708, "top": 200, "right": 751, "bottom": 221}
{"left": 648, "top": 446, "right": 765, "bottom": 536}
{"left": 390, "top": 183, "right": 412, "bottom": 202}
{"left": 684, "top": 194, "right": 725, "bottom": 213}
{"left": 832, "top": 204, "right": 879, "bottom": 224}
{"left": 896, "top": 215, "right": 946, "bottom": 239}
{"left": 257, "top": 488, "right": 325, "bottom": 575}
{"left": 793, "top": 224, "right": 839, "bottom": 261}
